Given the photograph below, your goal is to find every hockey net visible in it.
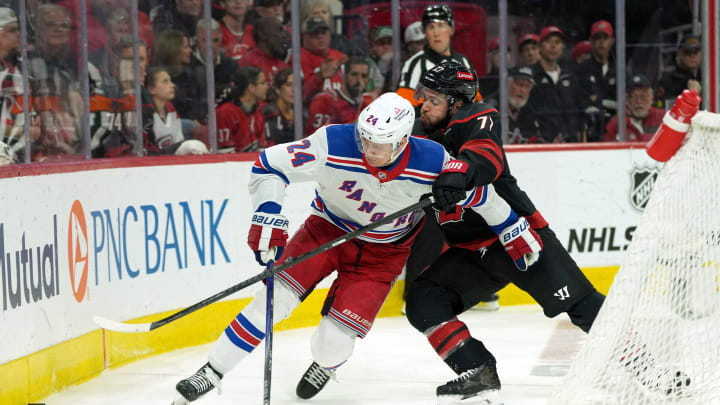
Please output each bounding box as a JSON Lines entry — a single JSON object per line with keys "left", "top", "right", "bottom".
{"left": 551, "top": 111, "right": 720, "bottom": 405}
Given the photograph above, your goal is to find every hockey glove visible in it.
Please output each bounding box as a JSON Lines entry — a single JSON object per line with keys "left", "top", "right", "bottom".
{"left": 433, "top": 160, "right": 470, "bottom": 212}
{"left": 499, "top": 217, "right": 543, "bottom": 271}
{"left": 247, "top": 210, "right": 289, "bottom": 266}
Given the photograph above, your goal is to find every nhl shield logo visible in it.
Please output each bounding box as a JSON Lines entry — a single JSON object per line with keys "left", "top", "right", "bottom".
{"left": 630, "top": 165, "right": 660, "bottom": 211}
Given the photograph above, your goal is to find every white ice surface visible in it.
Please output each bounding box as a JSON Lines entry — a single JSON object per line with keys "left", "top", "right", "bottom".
{"left": 44, "top": 305, "right": 586, "bottom": 405}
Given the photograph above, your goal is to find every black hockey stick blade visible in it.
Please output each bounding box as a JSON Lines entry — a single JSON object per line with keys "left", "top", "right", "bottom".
{"left": 93, "top": 197, "right": 434, "bottom": 333}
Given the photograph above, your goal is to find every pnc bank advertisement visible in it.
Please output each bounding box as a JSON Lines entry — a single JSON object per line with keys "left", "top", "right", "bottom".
{"left": 0, "top": 148, "right": 657, "bottom": 365}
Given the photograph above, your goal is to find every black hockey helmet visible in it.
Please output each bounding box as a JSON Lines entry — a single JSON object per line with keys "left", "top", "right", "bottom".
{"left": 416, "top": 61, "right": 478, "bottom": 107}
{"left": 421, "top": 4, "right": 454, "bottom": 30}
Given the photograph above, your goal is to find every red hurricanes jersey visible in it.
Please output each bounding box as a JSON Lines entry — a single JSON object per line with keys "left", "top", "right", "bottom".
{"left": 238, "top": 48, "right": 289, "bottom": 84}
{"left": 221, "top": 23, "right": 255, "bottom": 61}
{"left": 306, "top": 90, "right": 372, "bottom": 135}
{"left": 216, "top": 101, "right": 267, "bottom": 152}
{"left": 300, "top": 48, "right": 345, "bottom": 98}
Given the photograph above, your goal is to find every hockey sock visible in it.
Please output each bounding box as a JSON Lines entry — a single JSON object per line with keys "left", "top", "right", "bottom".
{"left": 426, "top": 318, "right": 496, "bottom": 374}
{"left": 208, "top": 280, "right": 300, "bottom": 374}
{"left": 209, "top": 312, "right": 265, "bottom": 375}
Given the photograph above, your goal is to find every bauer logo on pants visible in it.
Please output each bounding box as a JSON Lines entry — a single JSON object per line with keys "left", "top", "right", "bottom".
{"left": 630, "top": 165, "right": 660, "bottom": 211}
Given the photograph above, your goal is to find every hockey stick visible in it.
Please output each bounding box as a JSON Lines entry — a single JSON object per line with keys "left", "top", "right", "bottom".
{"left": 263, "top": 264, "right": 274, "bottom": 405}
{"left": 93, "top": 197, "right": 434, "bottom": 333}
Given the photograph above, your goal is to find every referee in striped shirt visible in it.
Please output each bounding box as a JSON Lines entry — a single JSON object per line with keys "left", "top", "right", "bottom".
{"left": 396, "top": 4, "right": 476, "bottom": 107}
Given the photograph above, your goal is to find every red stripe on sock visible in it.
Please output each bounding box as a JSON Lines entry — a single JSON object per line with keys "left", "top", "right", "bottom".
{"left": 230, "top": 319, "right": 262, "bottom": 347}
{"left": 427, "top": 320, "right": 471, "bottom": 358}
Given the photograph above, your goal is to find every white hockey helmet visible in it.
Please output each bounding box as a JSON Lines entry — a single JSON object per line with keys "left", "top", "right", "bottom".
{"left": 355, "top": 92, "right": 415, "bottom": 162}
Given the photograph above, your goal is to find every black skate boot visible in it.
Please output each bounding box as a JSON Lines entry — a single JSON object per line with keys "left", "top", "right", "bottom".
{"left": 436, "top": 363, "right": 503, "bottom": 405}
{"left": 174, "top": 362, "right": 223, "bottom": 404}
{"left": 296, "top": 361, "right": 335, "bottom": 399}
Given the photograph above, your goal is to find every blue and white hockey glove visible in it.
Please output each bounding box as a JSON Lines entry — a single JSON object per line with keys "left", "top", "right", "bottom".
{"left": 247, "top": 203, "right": 288, "bottom": 266}
{"left": 498, "top": 217, "right": 543, "bottom": 271}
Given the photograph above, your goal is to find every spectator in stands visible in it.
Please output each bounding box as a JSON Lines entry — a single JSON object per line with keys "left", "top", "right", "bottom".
{"left": 526, "top": 25, "right": 585, "bottom": 142}
{"left": 215, "top": 66, "right": 268, "bottom": 152}
{"left": 142, "top": 66, "right": 184, "bottom": 153}
{"left": 27, "top": 4, "right": 83, "bottom": 160}
{"left": 478, "top": 37, "right": 510, "bottom": 97}
{"left": 485, "top": 66, "right": 541, "bottom": 144}
{"left": 188, "top": 18, "right": 238, "bottom": 123}
{"left": 262, "top": 67, "right": 295, "bottom": 145}
{"left": 571, "top": 40, "right": 592, "bottom": 65}
{"left": 517, "top": 33, "right": 540, "bottom": 66}
{"left": 605, "top": 74, "right": 664, "bottom": 142}
{"left": 397, "top": 4, "right": 474, "bottom": 107}
{"left": 574, "top": 20, "right": 617, "bottom": 142}
{"left": 367, "top": 25, "right": 392, "bottom": 92}
{"left": 141, "top": 66, "right": 208, "bottom": 155}
{"left": 89, "top": 9, "right": 141, "bottom": 75}
{"left": 238, "top": 16, "right": 290, "bottom": 84}
{"left": 245, "top": 0, "right": 284, "bottom": 27}
{"left": 57, "top": 0, "right": 152, "bottom": 55}
{"left": 0, "top": 7, "right": 25, "bottom": 160}
{"left": 302, "top": 0, "right": 355, "bottom": 56}
{"left": 90, "top": 37, "right": 148, "bottom": 158}
{"left": 150, "top": 29, "right": 196, "bottom": 136}
{"left": 404, "top": 21, "right": 426, "bottom": 59}
{"left": 306, "top": 57, "right": 371, "bottom": 135}
{"left": 151, "top": 0, "right": 202, "bottom": 43}
{"left": 300, "top": 16, "right": 346, "bottom": 103}
{"left": 218, "top": 0, "right": 254, "bottom": 61}
{"left": 656, "top": 35, "right": 702, "bottom": 108}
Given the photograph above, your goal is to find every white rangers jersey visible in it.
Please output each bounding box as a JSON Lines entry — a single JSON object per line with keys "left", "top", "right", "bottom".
{"left": 249, "top": 124, "right": 513, "bottom": 243}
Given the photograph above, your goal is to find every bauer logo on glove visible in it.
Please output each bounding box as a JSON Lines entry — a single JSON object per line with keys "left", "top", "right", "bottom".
{"left": 248, "top": 212, "right": 289, "bottom": 266}
{"left": 498, "top": 217, "right": 543, "bottom": 271}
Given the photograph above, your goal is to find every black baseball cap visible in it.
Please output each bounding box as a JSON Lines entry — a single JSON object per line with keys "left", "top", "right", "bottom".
{"left": 628, "top": 74, "right": 651, "bottom": 90}
{"left": 679, "top": 35, "right": 701, "bottom": 51}
{"left": 509, "top": 65, "right": 535, "bottom": 84}
{"left": 302, "top": 16, "right": 330, "bottom": 34}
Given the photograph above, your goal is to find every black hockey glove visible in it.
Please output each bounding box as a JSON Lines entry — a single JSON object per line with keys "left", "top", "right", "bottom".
{"left": 432, "top": 160, "right": 470, "bottom": 212}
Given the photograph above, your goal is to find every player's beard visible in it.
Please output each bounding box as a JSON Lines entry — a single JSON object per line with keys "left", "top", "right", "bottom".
{"left": 420, "top": 111, "right": 450, "bottom": 135}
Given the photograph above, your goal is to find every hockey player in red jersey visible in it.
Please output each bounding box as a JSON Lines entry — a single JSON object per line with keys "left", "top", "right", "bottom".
{"left": 405, "top": 61, "right": 607, "bottom": 404}
{"left": 172, "top": 92, "right": 543, "bottom": 404}
{"left": 305, "top": 57, "right": 372, "bottom": 135}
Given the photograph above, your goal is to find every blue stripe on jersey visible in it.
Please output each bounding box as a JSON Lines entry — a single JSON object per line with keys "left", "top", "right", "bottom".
{"left": 260, "top": 151, "right": 290, "bottom": 184}
{"left": 326, "top": 124, "right": 362, "bottom": 158}
{"left": 251, "top": 166, "right": 272, "bottom": 175}
{"left": 490, "top": 210, "right": 519, "bottom": 234}
{"left": 396, "top": 175, "right": 434, "bottom": 185}
{"left": 406, "top": 137, "right": 446, "bottom": 174}
{"left": 326, "top": 162, "right": 369, "bottom": 174}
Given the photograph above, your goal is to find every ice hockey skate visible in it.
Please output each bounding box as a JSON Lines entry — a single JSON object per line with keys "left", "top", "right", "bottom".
{"left": 436, "top": 363, "right": 503, "bottom": 405}
{"left": 172, "top": 362, "right": 223, "bottom": 404}
{"left": 296, "top": 361, "right": 336, "bottom": 399}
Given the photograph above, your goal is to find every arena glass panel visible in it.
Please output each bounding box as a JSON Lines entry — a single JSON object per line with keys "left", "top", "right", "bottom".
{"left": 21, "top": 1, "right": 90, "bottom": 162}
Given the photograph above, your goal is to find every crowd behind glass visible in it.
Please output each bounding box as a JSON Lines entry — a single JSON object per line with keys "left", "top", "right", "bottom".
{"left": 0, "top": 0, "right": 702, "bottom": 164}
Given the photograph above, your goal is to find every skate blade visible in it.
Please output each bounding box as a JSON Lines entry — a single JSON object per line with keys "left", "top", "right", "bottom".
{"left": 438, "top": 389, "right": 503, "bottom": 405}
{"left": 171, "top": 394, "right": 189, "bottom": 405}
{"left": 469, "top": 301, "right": 500, "bottom": 311}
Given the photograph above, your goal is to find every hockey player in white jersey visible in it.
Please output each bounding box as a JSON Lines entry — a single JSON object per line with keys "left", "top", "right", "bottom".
{"left": 173, "top": 92, "right": 542, "bottom": 403}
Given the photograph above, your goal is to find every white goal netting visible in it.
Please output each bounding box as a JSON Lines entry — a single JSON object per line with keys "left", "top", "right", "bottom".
{"left": 551, "top": 111, "right": 720, "bottom": 405}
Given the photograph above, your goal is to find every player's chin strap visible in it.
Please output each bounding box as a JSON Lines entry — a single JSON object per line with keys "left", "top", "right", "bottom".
{"left": 93, "top": 197, "right": 435, "bottom": 333}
